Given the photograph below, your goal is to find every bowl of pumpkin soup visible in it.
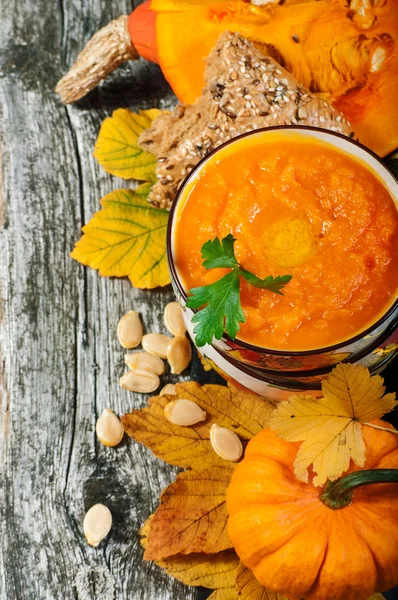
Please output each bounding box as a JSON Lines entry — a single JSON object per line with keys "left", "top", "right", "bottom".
{"left": 167, "top": 127, "right": 398, "bottom": 400}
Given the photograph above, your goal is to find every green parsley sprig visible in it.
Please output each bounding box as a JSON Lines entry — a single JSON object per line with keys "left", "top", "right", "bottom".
{"left": 186, "top": 234, "right": 292, "bottom": 347}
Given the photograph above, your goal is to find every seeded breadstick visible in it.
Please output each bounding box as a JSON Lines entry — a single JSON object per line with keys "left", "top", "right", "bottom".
{"left": 56, "top": 16, "right": 138, "bottom": 104}
{"left": 139, "top": 32, "right": 353, "bottom": 208}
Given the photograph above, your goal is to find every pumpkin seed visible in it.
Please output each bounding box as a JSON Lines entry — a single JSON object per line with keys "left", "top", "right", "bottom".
{"left": 160, "top": 383, "right": 177, "bottom": 396}
{"left": 164, "top": 302, "right": 187, "bottom": 336}
{"left": 164, "top": 399, "right": 206, "bottom": 426}
{"left": 83, "top": 504, "right": 112, "bottom": 547}
{"left": 117, "top": 311, "right": 143, "bottom": 349}
{"left": 297, "top": 106, "right": 308, "bottom": 120}
{"left": 210, "top": 424, "right": 243, "bottom": 462}
{"left": 167, "top": 336, "right": 192, "bottom": 375}
{"left": 95, "top": 408, "right": 124, "bottom": 447}
{"left": 370, "top": 46, "right": 387, "bottom": 73}
{"left": 125, "top": 352, "right": 165, "bottom": 376}
{"left": 120, "top": 370, "right": 160, "bottom": 393}
{"left": 142, "top": 333, "right": 172, "bottom": 359}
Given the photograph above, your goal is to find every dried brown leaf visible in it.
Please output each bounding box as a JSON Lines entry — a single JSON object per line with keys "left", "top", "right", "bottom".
{"left": 144, "top": 465, "right": 235, "bottom": 560}
{"left": 121, "top": 382, "right": 274, "bottom": 469}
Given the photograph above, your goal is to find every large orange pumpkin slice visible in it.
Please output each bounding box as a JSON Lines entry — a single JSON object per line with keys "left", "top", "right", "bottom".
{"left": 129, "top": 0, "right": 398, "bottom": 156}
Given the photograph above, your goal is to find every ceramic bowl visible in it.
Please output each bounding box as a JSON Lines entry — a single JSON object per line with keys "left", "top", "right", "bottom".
{"left": 167, "top": 126, "right": 398, "bottom": 400}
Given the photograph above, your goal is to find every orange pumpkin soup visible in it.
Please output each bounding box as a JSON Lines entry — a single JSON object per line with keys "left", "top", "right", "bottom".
{"left": 173, "top": 135, "right": 398, "bottom": 351}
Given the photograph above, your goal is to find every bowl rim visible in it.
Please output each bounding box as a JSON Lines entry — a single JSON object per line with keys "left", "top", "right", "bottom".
{"left": 167, "top": 125, "right": 398, "bottom": 357}
{"left": 210, "top": 340, "right": 398, "bottom": 390}
{"left": 215, "top": 312, "right": 398, "bottom": 379}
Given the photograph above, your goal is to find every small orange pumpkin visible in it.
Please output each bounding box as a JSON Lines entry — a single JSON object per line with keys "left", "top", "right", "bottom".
{"left": 226, "top": 422, "right": 398, "bottom": 600}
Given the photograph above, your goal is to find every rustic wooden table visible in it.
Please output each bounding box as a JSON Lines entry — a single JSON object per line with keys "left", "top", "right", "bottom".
{"left": 0, "top": 0, "right": 397, "bottom": 599}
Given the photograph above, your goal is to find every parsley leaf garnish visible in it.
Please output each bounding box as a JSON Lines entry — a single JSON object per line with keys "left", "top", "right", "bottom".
{"left": 186, "top": 234, "right": 292, "bottom": 347}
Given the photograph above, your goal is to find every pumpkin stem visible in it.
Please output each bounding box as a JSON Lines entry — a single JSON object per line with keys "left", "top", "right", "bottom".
{"left": 320, "top": 469, "right": 398, "bottom": 510}
{"left": 55, "top": 16, "right": 138, "bottom": 104}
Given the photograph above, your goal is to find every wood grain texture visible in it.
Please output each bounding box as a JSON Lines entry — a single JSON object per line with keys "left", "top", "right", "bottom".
{"left": 0, "top": 0, "right": 217, "bottom": 598}
{"left": 0, "top": 1, "right": 397, "bottom": 600}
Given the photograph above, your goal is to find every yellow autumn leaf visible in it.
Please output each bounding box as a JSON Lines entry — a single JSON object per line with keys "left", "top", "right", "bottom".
{"left": 93, "top": 108, "right": 164, "bottom": 181}
{"left": 70, "top": 185, "right": 170, "bottom": 289}
{"left": 236, "top": 563, "right": 288, "bottom": 599}
{"left": 208, "top": 591, "right": 238, "bottom": 600}
{"left": 155, "top": 551, "right": 239, "bottom": 588}
{"left": 143, "top": 465, "right": 235, "bottom": 560}
{"left": 198, "top": 350, "right": 213, "bottom": 372}
{"left": 121, "top": 382, "right": 275, "bottom": 469}
{"left": 269, "top": 363, "right": 397, "bottom": 486}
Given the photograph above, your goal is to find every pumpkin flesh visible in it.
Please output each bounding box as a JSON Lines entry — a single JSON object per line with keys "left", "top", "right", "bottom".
{"left": 226, "top": 422, "right": 398, "bottom": 600}
{"left": 173, "top": 133, "right": 398, "bottom": 350}
{"left": 130, "top": 0, "right": 398, "bottom": 156}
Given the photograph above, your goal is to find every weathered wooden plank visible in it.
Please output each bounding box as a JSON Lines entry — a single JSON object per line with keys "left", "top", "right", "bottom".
{"left": 1, "top": 1, "right": 397, "bottom": 599}
{"left": 0, "top": 0, "right": 207, "bottom": 598}
{"left": 0, "top": 79, "right": 87, "bottom": 600}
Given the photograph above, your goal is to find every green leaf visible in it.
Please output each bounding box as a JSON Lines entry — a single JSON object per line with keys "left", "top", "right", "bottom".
{"left": 188, "top": 270, "right": 245, "bottom": 347}
{"left": 201, "top": 234, "right": 239, "bottom": 269}
{"left": 240, "top": 269, "right": 292, "bottom": 295}
{"left": 186, "top": 235, "right": 292, "bottom": 347}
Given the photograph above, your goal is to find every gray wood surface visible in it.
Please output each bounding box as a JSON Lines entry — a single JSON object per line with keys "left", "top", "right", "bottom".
{"left": 1, "top": 1, "right": 397, "bottom": 600}
{"left": 0, "top": 1, "right": 218, "bottom": 598}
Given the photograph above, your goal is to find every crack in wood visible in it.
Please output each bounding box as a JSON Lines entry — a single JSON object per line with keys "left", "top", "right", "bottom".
{"left": 0, "top": 136, "right": 5, "bottom": 232}
{"left": 1, "top": 1, "right": 394, "bottom": 599}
